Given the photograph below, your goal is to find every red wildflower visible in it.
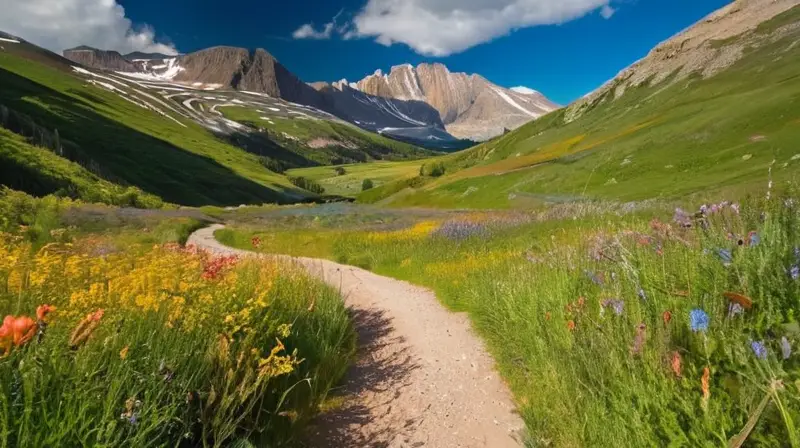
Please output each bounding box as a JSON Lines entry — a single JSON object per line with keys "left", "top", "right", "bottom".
{"left": 662, "top": 311, "right": 672, "bottom": 326}
{"left": 251, "top": 236, "right": 262, "bottom": 248}
{"left": 567, "top": 320, "right": 576, "bottom": 331}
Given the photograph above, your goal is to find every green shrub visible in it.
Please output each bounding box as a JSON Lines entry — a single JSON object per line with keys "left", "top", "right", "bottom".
{"left": 362, "top": 179, "right": 375, "bottom": 191}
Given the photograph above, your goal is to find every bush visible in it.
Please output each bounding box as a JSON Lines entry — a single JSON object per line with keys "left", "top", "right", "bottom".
{"left": 334, "top": 167, "right": 347, "bottom": 176}
{"left": 420, "top": 162, "right": 446, "bottom": 178}
{"left": 362, "top": 179, "right": 375, "bottom": 191}
{"left": 289, "top": 177, "right": 325, "bottom": 195}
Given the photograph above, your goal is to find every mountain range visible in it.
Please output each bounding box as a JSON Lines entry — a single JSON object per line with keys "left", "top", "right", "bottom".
{"left": 61, "top": 45, "right": 558, "bottom": 147}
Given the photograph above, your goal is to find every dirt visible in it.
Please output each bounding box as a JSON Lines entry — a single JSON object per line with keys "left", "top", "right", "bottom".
{"left": 187, "top": 225, "right": 525, "bottom": 447}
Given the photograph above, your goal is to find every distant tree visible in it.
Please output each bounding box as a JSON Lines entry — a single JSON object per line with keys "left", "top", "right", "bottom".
{"left": 419, "top": 163, "right": 426, "bottom": 176}
{"left": 362, "top": 179, "right": 374, "bottom": 191}
{"left": 289, "top": 176, "right": 325, "bottom": 194}
{"left": 335, "top": 166, "right": 347, "bottom": 176}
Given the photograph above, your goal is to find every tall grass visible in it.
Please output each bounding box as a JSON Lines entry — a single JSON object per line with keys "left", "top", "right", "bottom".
{"left": 224, "top": 196, "right": 800, "bottom": 445}
{"left": 0, "top": 228, "right": 354, "bottom": 446}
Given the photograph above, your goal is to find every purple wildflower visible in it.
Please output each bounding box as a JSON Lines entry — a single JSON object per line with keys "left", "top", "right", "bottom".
{"left": 731, "top": 203, "right": 740, "bottom": 214}
{"left": 601, "top": 299, "right": 625, "bottom": 316}
{"left": 673, "top": 208, "right": 692, "bottom": 227}
{"left": 750, "top": 340, "right": 768, "bottom": 360}
{"left": 710, "top": 204, "right": 720, "bottom": 214}
{"left": 585, "top": 270, "right": 605, "bottom": 286}
{"left": 790, "top": 266, "right": 800, "bottom": 280}
{"left": 700, "top": 204, "right": 708, "bottom": 215}
{"left": 727, "top": 303, "right": 744, "bottom": 318}
{"left": 781, "top": 337, "right": 792, "bottom": 360}
{"left": 433, "top": 221, "right": 487, "bottom": 241}
{"left": 689, "top": 309, "right": 709, "bottom": 333}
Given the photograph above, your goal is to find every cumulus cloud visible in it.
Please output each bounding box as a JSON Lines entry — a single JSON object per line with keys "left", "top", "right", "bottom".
{"left": 293, "top": 9, "right": 346, "bottom": 40}
{"left": 0, "top": 0, "right": 177, "bottom": 55}
{"left": 348, "top": 0, "right": 616, "bottom": 56}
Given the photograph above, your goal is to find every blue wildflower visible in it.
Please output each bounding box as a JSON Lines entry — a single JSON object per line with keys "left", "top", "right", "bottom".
{"left": 717, "top": 249, "right": 733, "bottom": 265}
{"left": 689, "top": 309, "right": 709, "bottom": 332}
{"left": 748, "top": 232, "right": 761, "bottom": 247}
{"left": 673, "top": 208, "right": 692, "bottom": 227}
{"left": 781, "top": 337, "right": 792, "bottom": 360}
{"left": 637, "top": 288, "right": 647, "bottom": 301}
{"left": 790, "top": 266, "right": 800, "bottom": 280}
{"left": 750, "top": 340, "right": 768, "bottom": 360}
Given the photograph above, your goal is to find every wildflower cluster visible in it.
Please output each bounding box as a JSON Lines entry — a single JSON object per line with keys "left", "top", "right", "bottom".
{"left": 0, "top": 233, "right": 354, "bottom": 446}
{"left": 432, "top": 220, "right": 488, "bottom": 241}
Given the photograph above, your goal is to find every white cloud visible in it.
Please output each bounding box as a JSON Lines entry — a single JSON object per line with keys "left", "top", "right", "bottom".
{"left": 293, "top": 9, "right": 346, "bottom": 40}
{"left": 0, "top": 0, "right": 177, "bottom": 55}
{"left": 293, "top": 23, "right": 336, "bottom": 40}
{"left": 600, "top": 4, "right": 616, "bottom": 19}
{"left": 348, "top": 0, "right": 615, "bottom": 56}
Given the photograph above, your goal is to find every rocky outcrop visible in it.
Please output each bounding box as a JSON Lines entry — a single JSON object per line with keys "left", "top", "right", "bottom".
{"left": 353, "top": 63, "right": 559, "bottom": 141}
{"left": 569, "top": 0, "right": 800, "bottom": 121}
{"left": 63, "top": 46, "right": 136, "bottom": 72}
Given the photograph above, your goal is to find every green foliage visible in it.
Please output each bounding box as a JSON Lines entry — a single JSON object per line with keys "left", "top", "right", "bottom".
{"left": 335, "top": 167, "right": 347, "bottom": 176}
{"left": 420, "top": 162, "right": 446, "bottom": 178}
{"left": 361, "top": 179, "right": 374, "bottom": 191}
{"left": 289, "top": 177, "right": 325, "bottom": 195}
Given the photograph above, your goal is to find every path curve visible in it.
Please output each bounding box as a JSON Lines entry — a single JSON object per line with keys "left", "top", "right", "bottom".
{"left": 188, "top": 225, "right": 525, "bottom": 447}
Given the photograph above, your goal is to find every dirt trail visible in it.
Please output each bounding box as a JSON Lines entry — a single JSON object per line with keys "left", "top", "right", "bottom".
{"left": 188, "top": 225, "right": 525, "bottom": 447}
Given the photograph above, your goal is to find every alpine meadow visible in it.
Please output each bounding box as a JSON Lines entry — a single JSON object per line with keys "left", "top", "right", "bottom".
{"left": 1, "top": 0, "right": 800, "bottom": 446}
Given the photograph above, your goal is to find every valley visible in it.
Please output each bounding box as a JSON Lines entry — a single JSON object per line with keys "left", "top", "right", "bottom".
{"left": 1, "top": 0, "right": 800, "bottom": 446}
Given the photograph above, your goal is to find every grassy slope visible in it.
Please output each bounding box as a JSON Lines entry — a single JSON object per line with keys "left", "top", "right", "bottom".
{"left": 218, "top": 105, "right": 434, "bottom": 166}
{"left": 380, "top": 9, "right": 800, "bottom": 208}
{"left": 0, "top": 50, "right": 304, "bottom": 206}
{"left": 286, "top": 160, "right": 428, "bottom": 197}
{"left": 0, "top": 128, "right": 162, "bottom": 207}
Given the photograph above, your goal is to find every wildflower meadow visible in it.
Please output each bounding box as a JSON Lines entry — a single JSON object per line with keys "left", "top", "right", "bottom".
{"left": 0, "top": 192, "right": 355, "bottom": 447}
{"left": 221, "top": 194, "right": 800, "bottom": 446}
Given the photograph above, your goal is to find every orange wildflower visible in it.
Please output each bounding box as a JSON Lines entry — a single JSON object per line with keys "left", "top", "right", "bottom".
{"left": 701, "top": 367, "right": 711, "bottom": 402}
{"left": 671, "top": 351, "right": 682, "bottom": 377}
{"left": 36, "top": 304, "right": 56, "bottom": 322}
{"left": 0, "top": 314, "right": 39, "bottom": 356}
{"left": 545, "top": 312, "right": 551, "bottom": 321}
{"left": 120, "top": 345, "right": 129, "bottom": 360}
{"left": 567, "top": 320, "right": 576, "bottom": 331}
{"left": 723, "top": 292, "right": 753, "bottom": 310}
{"left": 663, "top": 311, "right": 672, "bottom": 326}
{"left": 69, "top": 309, "right": 105, "bottom": 349}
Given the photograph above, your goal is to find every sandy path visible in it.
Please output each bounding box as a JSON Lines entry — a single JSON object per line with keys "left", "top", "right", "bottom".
{"left": 188, "top": 225, "right": 525, "bottom": 447}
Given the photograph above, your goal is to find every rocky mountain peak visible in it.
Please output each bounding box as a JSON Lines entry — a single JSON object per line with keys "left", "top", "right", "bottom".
{"left": 351, "top": 62, "right": 558, "bottom": 140}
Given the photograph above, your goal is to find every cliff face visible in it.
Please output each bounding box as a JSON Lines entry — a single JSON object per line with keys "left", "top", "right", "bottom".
{"left": 353, "top": 63, "right": 558, "bottom": 141}
{"left": 63, "top": 46, "right": 136, "bottom": 72}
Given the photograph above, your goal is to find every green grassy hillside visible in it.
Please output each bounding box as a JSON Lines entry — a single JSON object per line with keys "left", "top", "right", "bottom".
{"left": 0, "top": 47, "right": 305, "bottom": 206}
{"left": 376, "top": 7, "right": 800, "bottom": 209}
{"left": 286, "top": 160, "right": 428, "bottom": 197}
{"left": 218, "top": 105, "right": 434, "bottom": 167}
{"left": 0, "top": 128, "right": 163, "bottom": 207}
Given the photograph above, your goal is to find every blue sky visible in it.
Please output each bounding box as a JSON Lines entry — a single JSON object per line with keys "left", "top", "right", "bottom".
{"left": 2, "top": 0, "right": 732, "bottom": 105}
